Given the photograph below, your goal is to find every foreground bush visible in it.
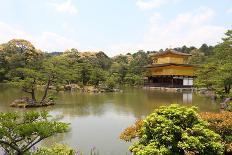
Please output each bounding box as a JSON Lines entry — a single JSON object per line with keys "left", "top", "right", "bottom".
{"left": 120, "top": 104, "right": 224, "bottom": 155}
{"left": 120, "top": 119, "right": 143, "bottom": 142}
{"left": 201, "top": 112, "right": 232, "bottom": 154}
{"left": 0, "top": 111, "right": 69, "bottom": 155}
{"left": 33, "top": 144, "right": 77, "bottom": 155}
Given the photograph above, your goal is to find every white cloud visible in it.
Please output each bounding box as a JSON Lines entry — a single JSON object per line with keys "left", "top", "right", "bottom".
{"left": 0, "top": 7, "right": 227, "bottom": 57}
{"left": 0, "top": 22, "right": 28, "bottom": 42}
{"left": 0, "top": 21, "right": 80, "bottom": 52}
{"left": 36, "top": 32, "right": 79, "bottom": 52}
{"left": 227, "top": 8, "right": 232, "bottom": 14}
{"left": 141, "top": 7, "right": 225, "bottom": 49}
{"left": 107, "top": 7, "right": 226, "bottom": 56}
{"left": 62, "top": 22, "right": 75, "bottom": 33}
{"left": 106, "top": 43, "right": 136, "bottom": 56}
{"left": 48, "top": 0, "right": 78, "bottom": 15}
{"left": 136, "top": 0, "right": 179, "bottom": 10}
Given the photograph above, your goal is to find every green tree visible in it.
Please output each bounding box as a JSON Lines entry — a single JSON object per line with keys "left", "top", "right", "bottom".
{"left": 187, "top": 49, "right": 206, "bottom": 65}
{"left": 109, "top": 51, "right": 152, "bottom": 86}
{"left": 56, "top": 50, "right": 82, "bottom": 84}
{"left": 105, "top": 74, "right": 118, "bottom": 90}
{"left": 0, "top": 46, "right": 6, "bottom": 81}
{"left": 41, "top": 56, "right": 71, "bottom": 96}
{"left": 0, "top": 39, "right": 42, "bottom": 82}
{"left": 9, "top": 68, "right": 43, "bottom": 103}
{"left": 0, "top": 111, "right": 69, "bottom": 155}
{"left": 2, "top": 39, "right": 41, "bottom": 69}
{"left": 129, "top": 51, "right": 152, "bottom": 75}
{"left": 174, "top": 46, "right": 196, "bottom": 54}
{"left": 90, "top": 68, "right": 107, "bottom": 87}
{"left": 77, "top": 62, "right": 93, "bottom": 85}
{"left": 199, "top": 43, "right": 214, "bottom": 56}
{"left": 196, "top": 29, "right": 232, "bottom": 96}
{"left": 113, "top": 55, "right": 129, "bottom": 64}
{"left": 124, "top": 74, "right": 143, "bottom": 86}
{"left": 110, "top": 62, "right": 128, "bottom": 84}
{"left": 121, "top": 104, "right": 224, "bottom": 155}
{"left": 9, "top": 55, "right": 72, "bottom": 105}
{"left": 95, "top": 51, "right": 112, "bottom": 70}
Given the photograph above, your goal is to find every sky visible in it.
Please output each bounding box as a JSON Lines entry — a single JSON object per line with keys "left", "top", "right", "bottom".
{"left": 0, "top": 0, "right": 231, "bottom": 56}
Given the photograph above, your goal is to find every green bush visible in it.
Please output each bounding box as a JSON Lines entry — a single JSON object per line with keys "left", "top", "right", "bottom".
{"left": 201, "top": 112, "right": 232, "bottom": 153}
{"left": 32, "top": 144, "right": 78, "bottom": 155}
{"left": 105, "top": 76, "right": 117, "bottom": 90}
{"left": 124, "top": 74, "right": 143, "bottom": 86}
{"left": 122, "top": 104, "right": 224, "bottom": 155}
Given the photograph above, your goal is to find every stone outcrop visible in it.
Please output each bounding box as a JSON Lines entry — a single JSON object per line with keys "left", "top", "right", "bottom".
{"left": 10, "top": 97, "right": 54, "bottom": 108}
{"left": 220, "top": 98, "right": 231, "bottom": 109}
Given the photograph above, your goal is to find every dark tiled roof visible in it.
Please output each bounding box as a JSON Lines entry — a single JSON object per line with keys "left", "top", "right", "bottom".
{"left": 144, "top": 63, "right": 195, "bottom": 68}
{"left": 152, "top": 49, "right": 191, "bottom": 57}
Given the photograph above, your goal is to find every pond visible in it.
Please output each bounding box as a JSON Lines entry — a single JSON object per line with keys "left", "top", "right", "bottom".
{"left": 0, "top": 85, "right": 219, "bottom": 155}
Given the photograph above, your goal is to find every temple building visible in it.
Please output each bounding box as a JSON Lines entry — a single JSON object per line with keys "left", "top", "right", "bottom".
{"left": 144, "top": 49, "right": 196, "bottom": 88}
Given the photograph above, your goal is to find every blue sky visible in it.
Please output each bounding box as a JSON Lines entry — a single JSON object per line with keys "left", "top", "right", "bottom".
{"left": 0, "top": 0, "right": 231, "bottom": 56}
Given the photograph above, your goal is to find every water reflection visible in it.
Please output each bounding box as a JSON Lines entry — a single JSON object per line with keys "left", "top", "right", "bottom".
{"left": 0, "top": 85, "right": 219, "bottom": 155}
{"left": 183, "top": 92, "right": 192, "bottom": 104}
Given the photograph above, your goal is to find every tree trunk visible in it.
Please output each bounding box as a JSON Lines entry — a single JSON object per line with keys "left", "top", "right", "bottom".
{"left": 229, "top": 84, "right": 231, "bottom": 94}
{"left": 31, "top": 89, "right": 36, "bottom": 104}
{"left": 16, "top": 151, "right": 23, "bottom": 155}
{"left": 179, "top": 149, "right": 185, "bottom": 155}
{"left": 225, "top": 86, "right": 229, "bottom": 94}
{"left": 225, "top": 85, "right": 231, "bottom": 94}
{"left": 40, "top": 76, "right": 51, "bottom": 104}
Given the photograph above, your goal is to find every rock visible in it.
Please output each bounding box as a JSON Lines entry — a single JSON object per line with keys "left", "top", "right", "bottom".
{"left": 63, "top": 84, "right": 82, "bottom": 91}
{"left": 10, "top": 97, "right": 55, "bottom": 108}
{"left": 10, "top": 97, "right": 29, "bottom": 107}
{"left": 220, "top": 98, "right": 231, "bottom": 109}
{"left": 220, "top": 102, "right": 227, "bottom": 109}
{"left": 64, "top": 85, "right": 72, "bottom": 90}
{"left": 197, "top": 88, "right": 216, "bottom": 99}
{"left": 49, "top": 85, "right": 56, "bottom": 90}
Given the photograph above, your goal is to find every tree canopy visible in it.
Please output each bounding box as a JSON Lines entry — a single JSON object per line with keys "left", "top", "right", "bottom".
{"left": 196, "top": 29, "right": 232, "bottom": 97}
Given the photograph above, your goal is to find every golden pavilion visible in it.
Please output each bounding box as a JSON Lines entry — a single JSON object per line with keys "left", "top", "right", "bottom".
{"left": 144, "top": 49, "right": 196, "bottom": 88}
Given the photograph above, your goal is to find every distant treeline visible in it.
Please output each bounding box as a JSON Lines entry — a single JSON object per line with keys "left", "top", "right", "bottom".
{"left": 0, "top": 39, "right": 215, "bottom": 87}
{"left": 0, "top": 29, "right": 231, "bottom": 97}
{"left": 0, "top": 40, "right": 151, "bottom": 88}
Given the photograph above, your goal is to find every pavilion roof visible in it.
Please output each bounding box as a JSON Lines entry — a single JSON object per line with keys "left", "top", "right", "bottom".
{"left": 152, "top": 49, "right": 192, "bottom": 57}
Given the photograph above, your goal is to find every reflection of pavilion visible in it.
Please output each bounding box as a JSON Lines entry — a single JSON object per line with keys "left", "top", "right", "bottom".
{"left": 183, "top": 92, "right": 192, "bottom": 104}
{"left": 144, "top": 50, "right": 196, "bottom": 88}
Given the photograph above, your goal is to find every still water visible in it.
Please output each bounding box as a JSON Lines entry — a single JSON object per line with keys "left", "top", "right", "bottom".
{"left": 0, "top": 85, "right": 219, "bottom": 155}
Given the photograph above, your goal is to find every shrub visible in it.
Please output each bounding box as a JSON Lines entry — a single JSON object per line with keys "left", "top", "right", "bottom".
{"left": 120, "top": 119, "right": 143, "bottom": 142}
{"left": 33, "top": 144, "right": 78, "bottom": 155}
{"left": 121, "top": 104, "right": 224, "bottom": 155}
{"left": 201, "top": 112, "right": 232, "bottom": 153}
{"left": 105, "top": 76, "right": 117, "bottom": 90}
